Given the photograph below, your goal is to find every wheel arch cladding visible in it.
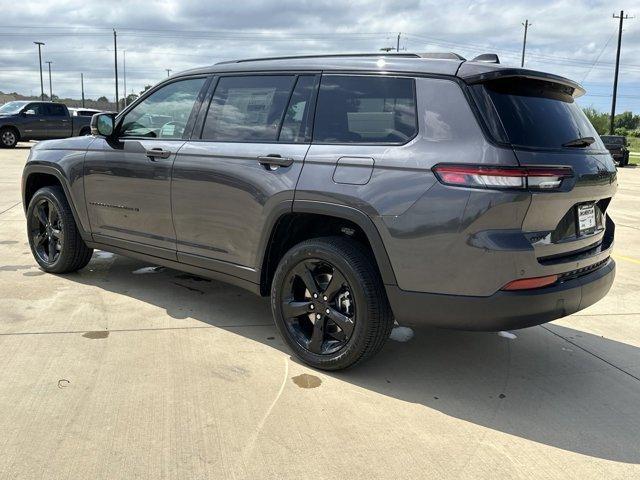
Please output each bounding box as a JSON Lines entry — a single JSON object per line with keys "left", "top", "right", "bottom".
{"left": 259, "top": 201, "right": 397, "bottom": 296}
{"left": 22, "top": 165, "right": 91, "bottom": 239}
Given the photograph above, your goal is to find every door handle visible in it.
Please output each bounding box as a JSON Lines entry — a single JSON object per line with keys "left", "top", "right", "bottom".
{"left": 146, "top": 148, "right": 172, "bottom": 160}
{"left": 257, "top": 155, "right": 294, "bottom": 168}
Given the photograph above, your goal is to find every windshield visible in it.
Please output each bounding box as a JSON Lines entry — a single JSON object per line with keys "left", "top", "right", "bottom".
{"left": 471, "top": 78, "right": 606, "bottom": 151}
{"left": 0, "top": 101, "right": 28, "bottom": 114}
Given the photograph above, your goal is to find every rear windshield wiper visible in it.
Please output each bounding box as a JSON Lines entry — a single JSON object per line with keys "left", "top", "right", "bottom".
{"left": 562, "top": 136, "right": 595, "bottom": 148}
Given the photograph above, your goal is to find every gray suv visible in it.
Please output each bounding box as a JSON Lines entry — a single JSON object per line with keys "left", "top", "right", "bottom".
{"left": 21, "top": 53, "right": 617, "bottom": 370}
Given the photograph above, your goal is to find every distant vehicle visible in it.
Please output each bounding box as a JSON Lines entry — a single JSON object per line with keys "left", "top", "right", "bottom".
{"left": 600, "top": 135, "right": 630, "bottom": 167}
{"left": 68, "top": 107, "right": 101, "bottom": 117}
{"left": 0, "top": 101, "right": 92, "bottom": 148}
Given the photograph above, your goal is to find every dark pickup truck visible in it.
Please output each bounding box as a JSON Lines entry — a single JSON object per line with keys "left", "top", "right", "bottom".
{"left": 601, "top": 135, "right": 630, "bottom": 167}
{"left": 0, "top": 101, "right": 93, "bottom": 148}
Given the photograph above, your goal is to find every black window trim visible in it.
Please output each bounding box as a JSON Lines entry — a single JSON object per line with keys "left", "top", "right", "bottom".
{"left": 193, "top": 71, "right": 320, "bottom": 145}
{"left": 114, "top": 74, "right": 212, "bottom": 142}
{"left": 311, "top": 73, "right": 420, "bottom": 147}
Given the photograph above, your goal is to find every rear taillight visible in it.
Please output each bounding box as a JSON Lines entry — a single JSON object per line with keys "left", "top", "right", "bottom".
{"left": 432, "top": 165, "right": 572, "bottom": 190}
{"left": 501, "top": 275, "right": 558, "bottom": 291}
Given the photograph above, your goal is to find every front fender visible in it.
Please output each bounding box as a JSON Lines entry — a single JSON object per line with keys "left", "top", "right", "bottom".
{"left": 22, "top": 161, "right": 91, "bottom": 240}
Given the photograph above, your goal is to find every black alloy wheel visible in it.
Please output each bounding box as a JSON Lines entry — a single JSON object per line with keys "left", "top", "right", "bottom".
{"left": 29, "top": 198, "right": 64, "bottom": 265}
{"left": 281, "top": 258, "right": 355, "bottom": 355}
{"left": 271, "top": 237, "right": 394, "bottom": 370}
{"left": 26, "top": 186, "right": 93, "bottom": 273}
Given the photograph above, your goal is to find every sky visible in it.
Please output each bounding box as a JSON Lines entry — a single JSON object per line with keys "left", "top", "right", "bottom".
{"left": 0, "top": 0, "right": 638, "bottom": 113}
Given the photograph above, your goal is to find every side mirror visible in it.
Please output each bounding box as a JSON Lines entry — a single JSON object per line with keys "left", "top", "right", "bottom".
{"left": 90, "top": 112, "right": 117, "bottom": 137}
{"left": 24, "top": 109, "right": 36, "bottom": 116}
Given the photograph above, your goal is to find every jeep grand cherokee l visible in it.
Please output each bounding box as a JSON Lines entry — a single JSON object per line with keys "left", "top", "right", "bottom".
{"left": 21, "top": 53, "right": 617, "bottom": 370}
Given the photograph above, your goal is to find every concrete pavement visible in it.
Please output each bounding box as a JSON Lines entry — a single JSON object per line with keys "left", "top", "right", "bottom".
{"left": 1, "top": 143, "right": 639, "bottom": 479}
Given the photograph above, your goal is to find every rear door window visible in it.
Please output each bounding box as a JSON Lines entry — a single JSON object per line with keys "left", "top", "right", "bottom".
{"left": 201, "top": 75, "right": 296, "bottom": 142}
{"left": 471, "top": 78, "right": 606, "bottom": 151}
{"left": 279, "top": 75, "right": 317, "bottom": 143}
{"left": 47, "top": 104, "right": 67, "bottom": 116}
{"left": 313, "top": 75, "right": 417, "bottom": 144}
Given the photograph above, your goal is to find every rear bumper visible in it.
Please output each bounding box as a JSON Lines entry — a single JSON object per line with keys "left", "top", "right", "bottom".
{"left": 387, "top": 258, "right": 615, "bottom": 331}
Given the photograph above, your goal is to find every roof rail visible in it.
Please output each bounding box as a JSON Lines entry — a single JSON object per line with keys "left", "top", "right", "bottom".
{"left": 216, "top": 52, "right": 423, "bottom": 65}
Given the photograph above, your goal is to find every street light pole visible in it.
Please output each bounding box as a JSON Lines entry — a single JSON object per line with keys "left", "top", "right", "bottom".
{"left": 34, "top": 42, "right": 45, "bottom": 100}
{"left": 81, "top": 73, "right": 85, "bottom": 108}
{"left": 123, "top": 50, "right": 127, "bottom": 108}
{"left": 113, "top": 29, "right": 119, "bottom": 112}
{"left": 46, "top": 61, "right": 53, "bottom": 100}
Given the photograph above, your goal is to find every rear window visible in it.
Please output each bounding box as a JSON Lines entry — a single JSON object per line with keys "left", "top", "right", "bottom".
{"left": 313, "top": 75, "right": 417, "bottom": 144}
{"left": 471, "top": 78, "right": 605, "bottom": 151}
{"left": 601, "top": 136, "right": 624, "bottom": 145}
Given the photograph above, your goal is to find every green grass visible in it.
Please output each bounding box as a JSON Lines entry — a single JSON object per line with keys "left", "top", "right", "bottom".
{"left": 627, "top": 136, "right": 640, "bottom": 153}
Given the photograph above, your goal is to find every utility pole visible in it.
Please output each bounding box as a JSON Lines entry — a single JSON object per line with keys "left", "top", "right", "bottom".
{"left": 81, "top": 73, "right": 85, "bottom": 108}
{"left": 521, "top": 20, "right": 531, "bottom": 67}
{"left": 166, "top": 68, "right": 172, "bottom": 77}
{"left": 113, "top": 29, "right": 119, "bottom": 112}
{"left": 34, "top": 41, "right": 45, "bottom": 100}
{"left": 45, "top": 61, "right": 53, "bottom": 100}
{"left": 396, "top": 32, "right": 401, "bottom": 52}
{"left": 610, "top": 11, "right": 633, "bottom": 135}
{"left": 123, "top": 50, "right": 127, "bottom": 108}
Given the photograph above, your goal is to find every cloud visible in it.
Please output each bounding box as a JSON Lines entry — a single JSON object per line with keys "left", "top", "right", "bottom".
{"left": 0, "top": 0, "right": 638, "bottom": 112}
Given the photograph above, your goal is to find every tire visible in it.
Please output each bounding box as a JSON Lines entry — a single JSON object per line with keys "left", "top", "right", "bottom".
{"left": 79, "top": 127, "right": 91, "bottom": 136}
{"left": 26, "top": 186, "right": 93, "bottom": 274}
{"left": 0, "top": 127, "right": 18, "bottom": 148}
{"left": 271, "top": 236, "right": 394, "bottom": 370}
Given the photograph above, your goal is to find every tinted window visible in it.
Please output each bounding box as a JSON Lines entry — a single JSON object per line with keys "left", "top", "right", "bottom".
{"left": 25, "top": 104, "right": 47, "bottom": 115}
{"left": 47, "top": 104, "right": 67, "bottom": 116}
{"left": 313, "top": 75, "right": 417, "bottom": 143}
{"left": 120, "top": 78, "right": 206, "bottom": 139}
{"left": 279, "top": 75, "right": 317, "bottom": 143}
{"left": 472, "top": 78, "right": 604, "bottom": 150}
{"left": 202, "top": 75, "right": 295, "bottom": 142}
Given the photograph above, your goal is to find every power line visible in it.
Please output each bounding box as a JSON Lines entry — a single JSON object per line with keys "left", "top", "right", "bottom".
{"left": 580, "top": 34, "right": 615, "bottom": 82}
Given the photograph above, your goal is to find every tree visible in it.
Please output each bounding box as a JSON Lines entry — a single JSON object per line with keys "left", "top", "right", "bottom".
{"left": 582, "top": 107, "right": 609, "bottom": 135}
{"left": 97, "top": 96, "right": 109, "bottom": 103}
{"left": 614, "top": 111, "right": 639, "bottom": 131}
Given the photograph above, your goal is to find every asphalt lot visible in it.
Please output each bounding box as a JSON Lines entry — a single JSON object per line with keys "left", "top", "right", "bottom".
{"left": 1, "top": 143, "right": 639, "bottom": 479}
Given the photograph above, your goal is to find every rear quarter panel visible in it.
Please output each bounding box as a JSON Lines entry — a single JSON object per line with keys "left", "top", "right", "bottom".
{"left": 295, "top": 76, "right": 523, "bottom": 294}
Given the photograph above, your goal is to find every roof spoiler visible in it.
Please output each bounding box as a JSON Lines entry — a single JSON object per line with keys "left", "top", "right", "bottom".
{"left": 459, "top": 66, "right": 586, "bottom": 98}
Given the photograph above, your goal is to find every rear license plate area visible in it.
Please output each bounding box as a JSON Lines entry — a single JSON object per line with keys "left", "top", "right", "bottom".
{"left": 577, "top": 203, "right": 596, "bottom": 235}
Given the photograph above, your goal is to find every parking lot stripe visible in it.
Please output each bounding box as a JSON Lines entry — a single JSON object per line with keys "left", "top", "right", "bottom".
{"left": 613, "top": 254, "right": 640, "bottom": 265}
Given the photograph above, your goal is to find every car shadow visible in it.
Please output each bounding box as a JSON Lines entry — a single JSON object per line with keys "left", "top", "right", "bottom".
{"left": 59, "top": 252, "right": 640, "bottom": 464}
